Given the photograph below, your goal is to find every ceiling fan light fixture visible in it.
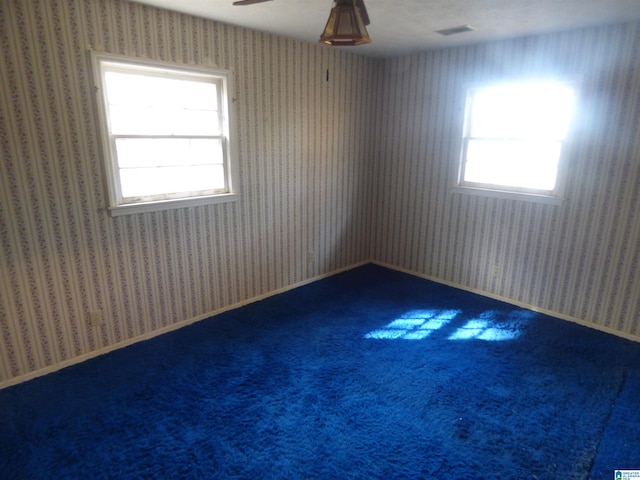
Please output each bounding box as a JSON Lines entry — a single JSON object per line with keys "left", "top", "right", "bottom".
{"left": 319, "top": 0, "right": 371, "bottom": 46}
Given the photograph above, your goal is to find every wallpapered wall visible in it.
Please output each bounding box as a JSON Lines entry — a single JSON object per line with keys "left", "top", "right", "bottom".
{"left": 372, "top": 23, "right": 640, "bottom": 339}
{"left": 0, "top": 0, "right": 378, "bottom": 386}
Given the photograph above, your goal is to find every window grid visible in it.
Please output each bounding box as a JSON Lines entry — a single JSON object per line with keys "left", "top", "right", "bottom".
{"left": 91, "top": 52, "right": 237, "bottom": 215}
{"left": 457, "top": 82, "right": 575, "bottom": 198}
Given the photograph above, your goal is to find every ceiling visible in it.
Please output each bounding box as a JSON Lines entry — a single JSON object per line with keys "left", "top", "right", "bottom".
{"left": 131, "top": 0, "right": 640, "bottom": 57}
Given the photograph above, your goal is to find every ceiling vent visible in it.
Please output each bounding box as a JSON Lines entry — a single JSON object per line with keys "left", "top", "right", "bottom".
{"left": 435, "top": 25, "right": 476, "bottom": 36}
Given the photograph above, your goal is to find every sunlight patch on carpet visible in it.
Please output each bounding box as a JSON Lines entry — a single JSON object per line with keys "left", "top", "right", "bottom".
{"left": 364, "top": 309, "right": 459, "bottom": 340}
{"left": 448, "top": 310, "right": 535, "bottom": 341}
{"left": 365, "top": 309, "right": 534, "bottom": 341}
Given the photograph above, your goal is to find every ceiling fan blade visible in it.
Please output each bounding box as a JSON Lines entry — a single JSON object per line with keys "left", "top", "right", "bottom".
{"left": 232, "top": 0, "right": 273, "bottom": 5}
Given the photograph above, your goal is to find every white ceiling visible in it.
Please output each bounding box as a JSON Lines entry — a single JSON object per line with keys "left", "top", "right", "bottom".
{"left": 131, "top": 0, "right": 640, "bottom": 57}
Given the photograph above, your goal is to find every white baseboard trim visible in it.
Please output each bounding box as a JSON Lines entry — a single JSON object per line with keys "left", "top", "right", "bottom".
{"left": 0, "top": 261, "right": 369, "bottom": 390}
{"left": 372, "top": 260, "right": 640, "bottom": 344}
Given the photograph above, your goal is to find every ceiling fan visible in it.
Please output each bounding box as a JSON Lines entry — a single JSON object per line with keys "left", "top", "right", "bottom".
{"left": 232, "top": 0, "right": 372, "bottom": 46}
{"left": 232, "top": 0, "right": 273, "bottom": 5}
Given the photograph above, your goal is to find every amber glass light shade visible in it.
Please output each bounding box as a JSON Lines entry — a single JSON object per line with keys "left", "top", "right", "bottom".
{"left": 319, "top": 0, "right": 371, "bottom": 46}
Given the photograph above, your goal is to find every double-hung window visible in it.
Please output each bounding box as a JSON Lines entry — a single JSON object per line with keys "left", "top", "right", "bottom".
{"left": 455, "top": 81, "right": 576, "bottom": 204}
{"left": 92, "top": 53, "right": 238, "bottom": 216}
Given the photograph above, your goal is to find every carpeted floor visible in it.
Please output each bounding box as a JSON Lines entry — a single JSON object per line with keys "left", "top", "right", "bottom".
{"left": 1, "top": 264, "right": 639, "bottom": 479}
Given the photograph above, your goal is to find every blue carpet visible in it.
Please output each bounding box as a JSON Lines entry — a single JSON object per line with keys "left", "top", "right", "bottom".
{"left": 1, "top": 264, "right": 639, "bottom": 479}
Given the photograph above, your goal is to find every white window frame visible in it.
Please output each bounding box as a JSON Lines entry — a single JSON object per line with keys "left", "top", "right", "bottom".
{"left": 452, "top": 80, "right": 577, "bottom": 206}
{"left": 91, "top": 52, "right": 239, "bottom": 216}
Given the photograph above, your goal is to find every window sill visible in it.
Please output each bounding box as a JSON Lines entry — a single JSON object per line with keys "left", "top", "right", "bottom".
{"left": 451, "top": 186, "right": 564, "bottom": 206}
{"left": 107, "top": 193, "right": 240, "bottom": 217}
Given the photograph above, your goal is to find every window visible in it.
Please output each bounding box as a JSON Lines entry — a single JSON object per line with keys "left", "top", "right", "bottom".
{"left": 91, "top": 53, "right": 238, "bottom": 216}
{"left": 455, "top": 81, "right": 576, "bottom": 204}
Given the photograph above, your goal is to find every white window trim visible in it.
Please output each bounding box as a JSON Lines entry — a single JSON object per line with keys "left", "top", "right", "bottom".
{"left": 451, "top": 185, "right": 564, "bottom": 205}
{"left": 90, "top": 52, "right": 240, "bottom": 216}
{"left": 452, "top": 79, "right": 578, "bottom": 206}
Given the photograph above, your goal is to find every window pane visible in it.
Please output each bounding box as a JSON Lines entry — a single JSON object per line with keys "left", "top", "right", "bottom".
{"left": 94, "top": 54, "right": 236, "bottom": 211}
{"left": 115, "top": 138, "right": 223, "bottom": 168}
{"left": 105, "top": 71, "right": 218, "bottom": 110}
{"left": 120, "top": 165, "right": 226, "bottom": 198}
{"left": 464, "top": 139, "right": 561, "bottom": 191}
{"left": 105, "top": 71, "right": 220, "bottom": 136}
{"left": 108, "top": 105, "right": 219, "bottom": 136}
{"left": 469, "top": 84, "right": 574, "bottom": 139}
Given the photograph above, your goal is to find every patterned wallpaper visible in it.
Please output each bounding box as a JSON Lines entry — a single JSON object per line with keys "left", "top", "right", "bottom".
{"left": 0, "top": 0, "right": 377, "bottom": 386}
{"left": 2, "top": 0, "right": 639, "bottom": 388}
{"left": 371, "top": 23, "right": 640, "bottom": 340}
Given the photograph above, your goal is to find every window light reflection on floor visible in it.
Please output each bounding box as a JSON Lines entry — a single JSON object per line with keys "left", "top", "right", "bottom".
{"left": 364, "top": 309, "right": 460, "bottom": 340}
{"left": 365, "top": 309, "right": 534, "bottom": 341}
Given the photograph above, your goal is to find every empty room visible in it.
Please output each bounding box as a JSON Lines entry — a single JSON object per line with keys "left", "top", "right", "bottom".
{"left": 1, "top": 0, "right": 640, "bottom": 478}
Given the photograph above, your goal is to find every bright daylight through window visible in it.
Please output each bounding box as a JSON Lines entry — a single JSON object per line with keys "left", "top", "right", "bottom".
{"left": 457, "top": 81, "right": 576, "bottom": 202}
{"left": 92, "top": 53, "right": 237, "bottom": 215}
